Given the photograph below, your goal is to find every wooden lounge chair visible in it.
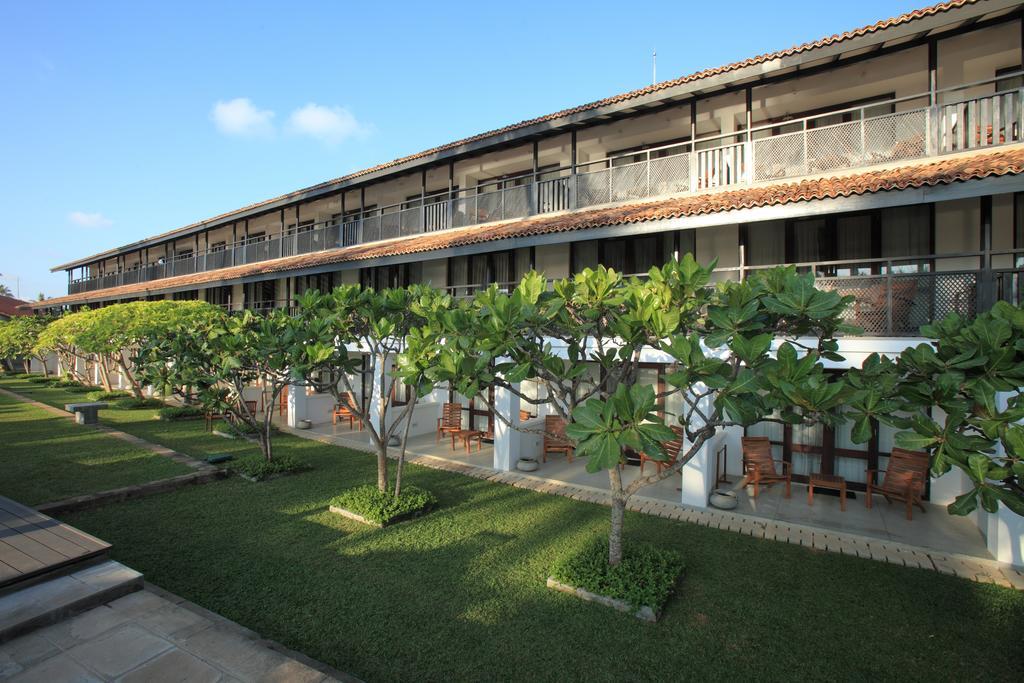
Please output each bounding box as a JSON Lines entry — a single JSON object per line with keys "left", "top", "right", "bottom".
{"left": 332, "top": 392, "right": 361, "bottom": 430}
{"left": 866, "top": 447, "right": 929, "bottom": 520}
{"left": 543, "top": 415, "right": 574, "bottom": 463}
{"left": 639, "top": 426, "right": 685, "bottom": 475}
{"left": 436, "top": 402, "right": 462, "bottom": 443}
{"left": 742, "top": 436, "right": 791, "bottom": 498}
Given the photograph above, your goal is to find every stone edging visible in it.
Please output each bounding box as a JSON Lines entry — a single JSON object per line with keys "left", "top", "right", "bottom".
{"left": 283, "top": 425, "right": 1024, "bottom": 591}
{"left": 546, "top": 577, "right": 659, "bottom": 622}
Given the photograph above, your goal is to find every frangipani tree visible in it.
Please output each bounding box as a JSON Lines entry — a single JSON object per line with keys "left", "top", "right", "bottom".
{"left": 73, "top": 301, "right": 220, "bottom": 398}
{"left": 292, "top": 285, "right": 451, "bottom": 495}
{"left": 0, "top": 315, "right": 51, "bottom": 375}
{"left": 136, "top": 308, "right": 298, "bottom": 462}
{"left": 36, "top": 309, "right": 93, "bottom": 382}
{"left": 431, "top": 257, "right": 854, "bottom": 565}
{"left": 845, "top": 300, "right": 1024, "bottom": 517}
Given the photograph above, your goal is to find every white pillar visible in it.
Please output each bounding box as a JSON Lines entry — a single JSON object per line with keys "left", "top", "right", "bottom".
{"left": 679, "top": 391, "right": 718, "bottom": 508}
{"left": 984, "top": 392, "right": 1024, "bottom": 567}
{"left": 286, "top": 369, "right": 309, "bottom": 428}
{"left": 493, "top": 384, "right": 521, "bottom": 471}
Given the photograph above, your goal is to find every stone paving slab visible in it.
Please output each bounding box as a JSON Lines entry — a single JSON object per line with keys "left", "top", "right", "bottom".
{"left": 282, "top": 424, "right": 1023, "bottom": 591}
{"left": 0, "top": 586, "right": 358, "bottom": 682}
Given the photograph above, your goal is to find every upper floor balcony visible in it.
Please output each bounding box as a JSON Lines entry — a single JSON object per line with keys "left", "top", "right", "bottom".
{"left": 68, "top": 74, "right": 1024, "bottom": 296}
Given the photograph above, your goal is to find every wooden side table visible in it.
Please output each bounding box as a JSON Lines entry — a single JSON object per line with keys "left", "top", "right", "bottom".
{"left": 451, "top": 429, "right": 484, "bottom": 453}
{"left": 808, "top": 472, "right": 847, "bottom": 511}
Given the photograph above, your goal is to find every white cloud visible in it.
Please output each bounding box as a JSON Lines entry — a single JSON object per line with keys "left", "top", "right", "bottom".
{"left": 286, "top": 103, "right": 369, "bottom": 145}
{"left": 67, "top": 211, "right": 112, "bottom": 228}
{"left": 210, "top": 98, "right": 275, "bottom": 137}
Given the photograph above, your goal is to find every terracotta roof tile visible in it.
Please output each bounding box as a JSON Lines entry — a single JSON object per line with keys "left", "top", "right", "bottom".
{"left": 57, "top": 0, "right": 978, "bottom": 267}
{"left": 0, "top": 295, "right": 30, "bottom": 317}
{"left": 36, "top": 145, "right": 1024, "bottom": 309}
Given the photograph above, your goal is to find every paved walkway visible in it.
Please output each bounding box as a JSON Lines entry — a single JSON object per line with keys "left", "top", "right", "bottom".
{"left": 0, "top": 388, "right": 223, "bottom": 514}
{"left": 288, "top": 425, "right": 1024, "bottom": 591}
{"left": 0, "top": 586, "right": 356, "bottom": 682}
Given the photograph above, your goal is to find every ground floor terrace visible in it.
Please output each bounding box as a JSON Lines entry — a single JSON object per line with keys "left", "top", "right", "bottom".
{"left": 296, "top": 415, "right": 995, "bottom": 565}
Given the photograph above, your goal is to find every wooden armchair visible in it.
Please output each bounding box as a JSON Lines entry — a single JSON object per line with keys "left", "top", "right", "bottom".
{"left": 543, "top": 415, "right": 574, "bottom": 463}
{"left": 639, "top": 426, "right": 685, "bottom": 475}
{"left": 867, "top": 447, "right": 929, "bottom": 520}
{"left": 742, "top": 436, "right": 791, "bottom": 498}
{"left": 332, "top": 392, "right": 361, "bottom": 430}
{"left": 436, "top": 402, "right": 462, "bottom": 443}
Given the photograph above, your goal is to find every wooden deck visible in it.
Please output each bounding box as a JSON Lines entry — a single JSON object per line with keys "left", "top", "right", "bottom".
{"left": 0, "top": 496, "right": 110, "bottom": 590}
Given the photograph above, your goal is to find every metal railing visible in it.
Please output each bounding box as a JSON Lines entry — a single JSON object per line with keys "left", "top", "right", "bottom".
{"left": 68, "top": 74, "right": 1024, "bottom": 296}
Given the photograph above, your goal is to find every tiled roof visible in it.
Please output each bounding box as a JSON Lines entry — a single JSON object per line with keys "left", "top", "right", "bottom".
{"left": 55, "top": 0, "right": 979, "bottom": 269}
{"left": 0, "top": 295, "right": 30, "bottom": 318}
{"left": 35, "top": 145, "right": 1024, "bottom": 309}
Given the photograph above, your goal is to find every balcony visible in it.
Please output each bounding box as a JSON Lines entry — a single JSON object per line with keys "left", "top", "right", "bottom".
{"left": 68, "top": 75, "right": 1024, "bottom": 296}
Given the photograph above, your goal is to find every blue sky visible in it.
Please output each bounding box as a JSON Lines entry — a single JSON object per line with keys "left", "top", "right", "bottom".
{"left": 0, "top": 0, "right": 926, "bottom": 299}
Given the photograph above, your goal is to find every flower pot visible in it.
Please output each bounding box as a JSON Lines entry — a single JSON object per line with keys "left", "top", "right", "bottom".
{"left": 709, "top": 489, "right": 738, "bottom": 510}
{"left": 516, "top": 457, "right": 539, "bottom": 472}
{"left": 388, "top": 434, "right": 401, "bottom": 447}
{"left": 298, "top": 419, "right": 312, "bottom": 430}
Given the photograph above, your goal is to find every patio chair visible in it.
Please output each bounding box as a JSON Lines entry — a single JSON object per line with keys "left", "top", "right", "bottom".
{"left": 742, "top": 436, "right": 791, "bottom": 498}
{"left": 542, "top": 415, "right": 574, "bottom": 463}
{"left": 866, "top": 447, "right": 929, "bottom": 520}
{"left": 436, "top": 402, "right": 462, "bottom": 443}
{"left": 332, "top": 392, "right": 361, "bottom": 430}
{"left": 639, "top": 426, "right": 685, "bottom": 475}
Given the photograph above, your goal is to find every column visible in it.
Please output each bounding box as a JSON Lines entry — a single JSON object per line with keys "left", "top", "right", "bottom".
{"left": 368, "top": 354, "right": 389, "bottom": 443}
{"left": 286, "top": 369, "right": 309, "bottom": 428}
{"left": 493, "top": 384, "right": 521, "bottom": 471}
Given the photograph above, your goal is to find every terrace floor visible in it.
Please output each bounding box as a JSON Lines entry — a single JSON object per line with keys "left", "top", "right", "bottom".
{"left": 299, "top": 419, "right": 994, "bottom": 562}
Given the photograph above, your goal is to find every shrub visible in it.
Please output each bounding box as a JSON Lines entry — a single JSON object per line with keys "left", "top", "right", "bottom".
{"left": 2, "top": 372, "right": 35, "bottom": 379}
{"left": 63, "top": 384, "right": 96, "bottom": 394}
{"left": 329, "top": 484, "right": 437, "bottom": 525}
{"left": 112, "top": 397, "right": 164, "bottom": 410}
{"left": 156, "top": 405, "right": 205, "bottom": 421}
{"left": 86, "top": 389, "right": 133, "bottom": 401}
{"left": 232, "top": 453, "right": 305, "bottom": 481}
{"left": 27, "top": 375, "right": 51, "bottom": 383}
{"left": 550, "top": 539, "right": 684, "bottom": 612}
{"left": 223, "top": 421, "right": 279, "bottom": 437}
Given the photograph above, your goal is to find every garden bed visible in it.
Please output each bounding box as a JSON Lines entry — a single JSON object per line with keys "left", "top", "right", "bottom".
{"left": 231, "top": 453, "right": 307, "bottom": 482}
{"left": 548, "top": 539, "right": 684, "bottom": 622}
{"left": 328, "top": 484, "right": 436, "bottom": 527}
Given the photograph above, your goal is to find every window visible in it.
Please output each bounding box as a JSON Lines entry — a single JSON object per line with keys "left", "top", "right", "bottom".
{"left": 752, "top": 93, "right": 896, "bottom": 138}
{"left": 207, "top": 286, "right": 231, "bottom": 307}
{"left": 245, "top": 280, "right": 276, "bottom": 309}
{"left": 571, "top": 232, "right": 690, "bottom": 274}
{"left": 314, "top": 369, "right": 340, "bottom": 394}
{"left": 286, "top": 220, "right": 314, "bottom": 235}
{"left": 742, "top": 208, "right": 932, "bottom": 274}
{"left": 209, "top": 241, "right": 226, "bottom": 252}
{"left": 175, "top": 247, "right": 193, "bottom": 259}
{"left": 447, "top": 248, "right": 531, "bottom": 294}
{"left": 172, "top": 289, "right": 198, "bottom": 301}
{"left": 360, "top": 263, "right": 422, "bottom": 291}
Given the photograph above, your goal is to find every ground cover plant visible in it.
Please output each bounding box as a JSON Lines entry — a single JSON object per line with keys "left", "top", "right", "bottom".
{"left": 549, "top": 537, "right": 684, "bottom": 613}
{"left": 328, "top": 484, "right": 437, "bottom": 525}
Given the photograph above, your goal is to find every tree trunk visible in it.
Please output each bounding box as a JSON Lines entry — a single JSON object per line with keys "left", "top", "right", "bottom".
{"left": 608, "top": 465, "right": 626, "bottom": 567}
{"left": 118, "top": 352, "right": 143, "bottom": 399}
{"left": 376, "top": 448, "right": 388, "bottom": 492}
{"left": 22, "top": 359, "right": 31, "bottom": 374}
{"left": 394, "top": 401, "right": 416, "bottom": 498}
{"left": 97, "top": 356, "right": 112, "bottom": 391}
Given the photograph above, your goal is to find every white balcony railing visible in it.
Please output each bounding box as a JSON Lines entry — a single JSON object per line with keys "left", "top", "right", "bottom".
{"left": 69, "top": 74, "right": 1024, "bottom": 295}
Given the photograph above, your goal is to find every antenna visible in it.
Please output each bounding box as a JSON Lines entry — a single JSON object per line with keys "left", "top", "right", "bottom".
{"left": 652, "top": 49, "right": 657, "bottom": 85}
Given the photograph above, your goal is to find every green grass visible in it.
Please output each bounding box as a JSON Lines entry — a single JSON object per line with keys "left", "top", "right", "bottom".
{"left": 0, "top": 388, "right": 191, "bottom": 505}
{"left": 2, "top": 376, "right": 1023, "bottom": 681}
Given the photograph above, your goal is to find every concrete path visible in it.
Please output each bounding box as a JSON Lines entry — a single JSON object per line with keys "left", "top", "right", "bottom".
{"left": 0, "top": 586, "right": 356, "bottom": 682}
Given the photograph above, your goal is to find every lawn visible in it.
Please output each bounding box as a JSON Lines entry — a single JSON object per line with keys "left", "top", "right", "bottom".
{"left": 3, "top": 377, "right": 1023, "bottom": 681}
{"left": 0, "top": 388, "right": 191, "bottom": 505}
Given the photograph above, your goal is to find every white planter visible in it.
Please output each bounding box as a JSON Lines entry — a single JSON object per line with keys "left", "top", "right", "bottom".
{"left": 709, "top": 489, "right": 738, "bottom": 510}
{"left": 516, "top": 458, "right": 539, "bottom": 472}
{"left": 298, "top": 419, "right": 312, "bottom": 430}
